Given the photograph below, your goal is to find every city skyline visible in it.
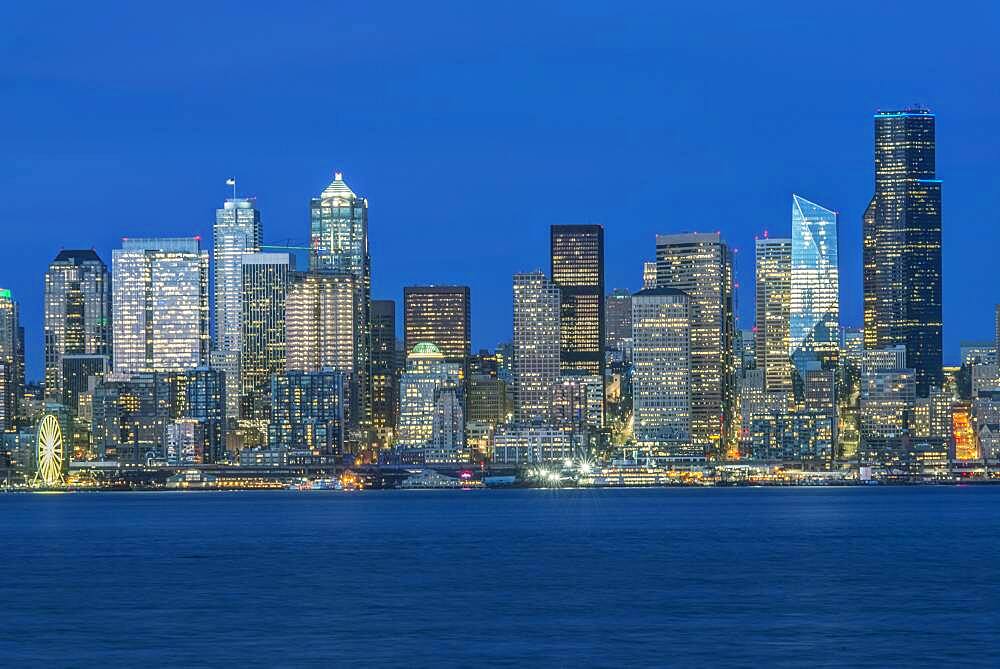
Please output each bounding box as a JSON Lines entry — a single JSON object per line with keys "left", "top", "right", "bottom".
{"left": 5, "top": 4, "right": 1000, "bottom": 381}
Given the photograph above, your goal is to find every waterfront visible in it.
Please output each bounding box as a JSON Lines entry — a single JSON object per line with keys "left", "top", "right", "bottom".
{"left": 2, "top": 487, "right": 999, "bottom": 667}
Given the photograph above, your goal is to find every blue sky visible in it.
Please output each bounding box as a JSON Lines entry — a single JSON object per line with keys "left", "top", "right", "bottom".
{"left": 3, "top": 1, "right": 999, "bottom": 378}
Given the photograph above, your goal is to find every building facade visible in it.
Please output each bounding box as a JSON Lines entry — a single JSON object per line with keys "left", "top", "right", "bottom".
{"left": 754, "top": 237, "right": 792, "bottom": 393}
{"left": 551, "top": 225, "right": 605, "bottom": 378}
{"left": 512, "top": 272, "right": 561, "bottom": 422}
{"left": 864, "top": 108, "right": 943, "bottom": 396}
{"left": 790, "top": 195, "right": 839, "bottom": 375}
{"left": 112, "top": 238, "right": 209, "bottom": 376}
{"left": 403, "top": 286, "right": 471, "bottom": 376}
{"left": 240, "top": 253, "right": 293, "bottom": 417}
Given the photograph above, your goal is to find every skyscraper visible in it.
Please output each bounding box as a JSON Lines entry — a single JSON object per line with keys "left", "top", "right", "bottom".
{"left": 309, "top": 172, "right": 371, "bottom": 439}
{"left": 240, "top": 252, "right": 294, "bottom": 416}
{"left": 642, "top": 262, "right": 657, "bottom": 290}
{"left": 655, "top": 232, "right": 736, "bottom": 458}
{"left": 865, "top": 108, "right": 943, "bottom": 396}
{"left": 790, "top": 195, "right": 839, "bottom": 375}
{"left": 551, "top": 225, "right": 605, "bottom": 378}
{"left": 512, "top": 272, "right": 561, "bottom": 422}
{"left": 631, "top": 288, "right": 692, "bottom": 456}
{"left": 371, "top": 299, "right": 398, "bottom": 448}
{"left": 605, "top": 288, "right": 633, "bottom": 352}
{"left": 0, "top": 289, "right": 23, "bottom": 430}
{"left": 403, "top": 286, "right": 471, "bottom": 375}
{"left": 213, "top": 196, "right": 261, "bottom": 418}
{"left": 397, "top": 342, "right": 463, "bottom": 450}
{"left": 754, "top": 237, "right": 792, "bottom": 393}
{"left": 43, "top": 250, "right": 111, "bottom": 404}
{"left": 112, "top": 238, "right": 209, "bottom": 376}
{"left": 285, "top": 271, "right": 363, "bottom": 444}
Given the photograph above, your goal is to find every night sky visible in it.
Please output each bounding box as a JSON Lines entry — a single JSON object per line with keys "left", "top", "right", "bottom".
{"left": 3, "top": 1, "right": 999, "bottom": 379}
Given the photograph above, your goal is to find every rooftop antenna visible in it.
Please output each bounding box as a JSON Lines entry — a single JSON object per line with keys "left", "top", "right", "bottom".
{"left": 226, "top": 177, "right": 237, "bottom": 200}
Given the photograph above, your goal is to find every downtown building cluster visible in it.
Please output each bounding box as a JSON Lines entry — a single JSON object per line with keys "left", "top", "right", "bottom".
{"left": 1, "top": 108, "right": 997, "bottom": 483}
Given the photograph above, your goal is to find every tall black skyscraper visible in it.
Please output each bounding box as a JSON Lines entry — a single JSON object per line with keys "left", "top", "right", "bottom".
{"left": 370, "top": 299, "right": 398, "bottom": 448}
{"left": 550, "top": 225, "right": 605, "bottom": 377}
{"left": 403, "top": 286, "right": 471, "bottom": 374}
{"left": 864, "top": 108, "right": 943, "bottom": 396}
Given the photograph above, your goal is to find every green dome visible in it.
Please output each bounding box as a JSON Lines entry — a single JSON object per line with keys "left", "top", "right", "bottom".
{"left": 411, "top": 342, "right": 442, "bottom": 355}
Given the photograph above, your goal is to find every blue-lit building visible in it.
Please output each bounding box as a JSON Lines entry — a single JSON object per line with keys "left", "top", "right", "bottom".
{"left": 789, "top": 194, "right": 839, "bottom": 377}
{"left": 268, "top": 370, "right": 344, "bottom": 456}
{"left": 864, "top": 108, "right": 942, "bottom": 397}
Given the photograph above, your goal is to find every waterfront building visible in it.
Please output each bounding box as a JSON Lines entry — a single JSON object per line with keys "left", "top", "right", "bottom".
{"left": 605, "top": 288, "right": 632, "bottom": 353}
{"left": 0, "top": 289, "right": 24, "bottom": 430}
{"left": 655, "top": 232, "right": 736, "bottom": 458}
{"left": 864, "top": 108, "right": 943, "bottom": 396}
{"left": 403, "top": 286, "right": 471, "bottom": 378}
{"left": 512, "top": 272, "right": 561, "bottom": 422}
{"left": 551, "top": 225, "right": 605, "bottom": 378}
{"left": 860, "top": 367, "right": 916, "bottom": 462}
{"left": 790, "top": 195, "right": 839, "bottom": 375}
{"left": 972, "top": 389, "right": 1000, "bottom": 460}
{"left": 754, "top": 237, "right": 792, "bottom": 392}
{"left": 213, "top": 196, "right": 262, "bottom": 419}
{"left": 309, "top": 172, "right": 370, "bottom": 436}
{"left": 396, "top": 343, "right": 463, "bottom": 450}
{"left": 749, "top": 411, "right": 834, "bottom": 463}
{"left": 491, "top": 424, "right": 578, "bottom": 465}
{"left": 43, "top": 250, "right": 111, "bottom": 405}
{"left": 371, "top": 299, "right": 398, "bottom": 448}
{"left": 631, "top": 287, "right": 692, "bottom": 457}
{"left": 240, "top": 253, "right": 294, "bottom": 417}
{"left": 285, "top": 271, "right": 363, "bottom": 442}
{"left": 268, "top": 370, "right": 344, "bottom": 456}
{"left": 112, "top": 238, "right": 209, "bottom": 376}
{"left": 466, "top": 375, "right": 510, "bottom": 427}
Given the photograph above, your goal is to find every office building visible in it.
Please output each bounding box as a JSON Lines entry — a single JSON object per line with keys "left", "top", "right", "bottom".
{"left": 240, "top": 253, "right": 294, "bottom": 417}
{"left": 309, "top": 172, "right": 370, "bottom": 435}
{"left": 655, "top": 232, "right": 736, "bottom": 458}
{"left": 403, "top": 286, "right": 471, "bottom": 375}
{"left": 213, "top": 197, "right": 262, "bottom": 418}
{"left": 512, "top": 272, "right": 561, "bottom": 422}
{"left": 754, "top": 237, "right": 792, "bottom": 393}
{"left": 605, "top": 289, "right": 632, "bottom": 352}
{"left": 396, "top": 343, "right": 462, "bottom": 449}
{"left": 864, "top": 108, "right": 943, "bottom": 396}
{"left": 268, "top": 370, "right": 344, "bottom": 456}
{"left": 43, "top": 250, "right": 112, "bottom": 404}
{"left": 492, "top": 424, "right": 577, "bottom": 465}
{"left": 112, "top": 238, "right": 209, "bottom": 376}
{"left": 466, "top": 375, "right": 510, "bottom": 427}
{"left": 61, "top": 354, "right": 108, "bottom": 416}
{"left": 371, "top": 299, "right": 398, "bottom": 448}
{"left": 631, "top": 287, "right": 692, "bottom": 456}
{"left": 551, "top": 225, "right": 604, "bottom": 377}
{"left": 790, "top": 195, "right": 839, "bottom": 375}
{"left": 642, "top": 262, "right": 657, "bottom": 290}
{"left": 0, "top": 289, "right": 23, "bottom": 430}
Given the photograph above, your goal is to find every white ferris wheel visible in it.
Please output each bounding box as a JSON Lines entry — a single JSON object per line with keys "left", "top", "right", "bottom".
{"left": 33, "top": 414, "right": 65, "bottom": 487}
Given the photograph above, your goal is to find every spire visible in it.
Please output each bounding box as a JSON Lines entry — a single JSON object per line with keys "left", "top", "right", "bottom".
{"left": 320, "top": 171, "right": 357, "bottom": 200}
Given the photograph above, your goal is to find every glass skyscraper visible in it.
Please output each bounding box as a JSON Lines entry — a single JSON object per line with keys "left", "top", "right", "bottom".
{"left": 213, "top": 197, "right": 261, "bottom": 419}
{"left": 112, "top": 238, "right": 209, "bottom": 376}
{"left": 550, "top": 225, "right": 605, "bottom": 378}
{"left": 864, "top": 108, "right": 943, "bottom": 397}
{"left": 790, "top": 195, "right": 839, "bottom": 375}
{"left": 309, "top": 173, "right": 371, "bottom": 441}
{"left": 240, "top": 252, "right": 294, "bottom": 417}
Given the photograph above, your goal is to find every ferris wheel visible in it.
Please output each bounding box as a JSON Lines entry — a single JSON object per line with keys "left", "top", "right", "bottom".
{"left": 33, "top": 414, "right": 65, "bottom": 487}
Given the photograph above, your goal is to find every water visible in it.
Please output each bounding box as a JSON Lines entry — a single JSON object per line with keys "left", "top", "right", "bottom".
{"left": 2, "top": 487, "right": 998, "bottom": 667}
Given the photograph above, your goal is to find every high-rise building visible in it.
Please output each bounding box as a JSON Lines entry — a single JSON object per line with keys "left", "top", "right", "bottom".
{"left": 864, "top": 108, "right": 943, "bottom": 396}
{"left": 512, "top": 272, "right": 561, "bottom": 422}
{"left": 112, "top": 238, "right": 209, "bottom": 376}
{"left": 309, "top": 172, "right": 371, "bottom": 437}
{"left": 631, "top": 287, "right": 692, "bottom": 457}
{"left": 240, "top": 253, "right": 294, "bottom": 417}
{"left": 371, "top": 299, "right": 398, "bottom": 448}
{"left": 397, "top": 343, "right": 463, "bottom": 449}
{"left": 995, "top": 304, "right": 1000, "bottom": 356}
{"left": 61, "top": 354, "right": 108, "bottom": 416}
{"left": 655, "top": 232, "right": 736, "bottom": 458}
{"left": 754, "top": 237, "right": 792, "bottom": 393}
{"left": 268, "top": 370, "right": 344, "bottom": 456}
{"left": 605, "top": 289, "right": 632, "bottom": 352}
{"left": 550, "top": 225, "right": 604, "bottom": 378}
{"left": 790, "top": 195, "right": 839, "bottom": 375}
{"left": 43, "top": 250, "right": 111, "bottom": 404}
{"left": 285, "top": 271, "right": 363, "bottom": 443}
{"left": 213, "top": 197, "right": 262, "bottom": 419}
{"left": 0, "top": 289, "right": 23, "bottom": 430}
{"left": 403, "top": 286, "right": 471, "bottom": 375}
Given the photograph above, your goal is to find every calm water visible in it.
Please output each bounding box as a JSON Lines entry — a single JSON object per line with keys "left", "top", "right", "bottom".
{"left": 2, "top": 487, "right": 999, "bottom": 667}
